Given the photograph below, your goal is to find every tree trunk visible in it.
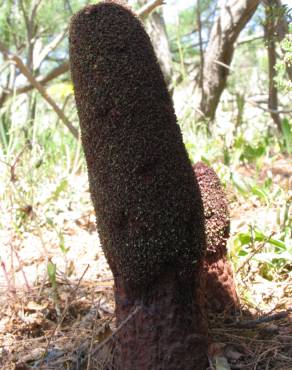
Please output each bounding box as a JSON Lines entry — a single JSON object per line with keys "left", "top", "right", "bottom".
{"left": 197, "top": 0, "right": 205, "bottom": 95}
{"left": 138, "top": 0, "right": 173, "bottom": 87}
{"left": 264, "top": 0, "right": 282, "bottom": 132}
{"left": 195, "top": 0, "right": 260, "bottom": 121}
{"left": 69, "top": 2, "right": 208, "bottom": 369}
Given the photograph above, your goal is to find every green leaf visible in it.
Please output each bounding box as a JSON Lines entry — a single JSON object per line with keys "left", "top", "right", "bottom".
{"left": 47, "top": 178, "right": 68, "bottom": 202}
{"left": 59, "top": 233, "right": 70, "bottom": 254}
{"left": 200, "top": 156, "right": 211, "bottom": 166}
{"left": 46, "top": 217, "right": 54, "bottom": 228}
{"left": 254, "top": 230, "right": 266, "bottom": 242}
{"left": 264, "top": 177, "right": 272, "bottom": 189}
{"left": 281, "top": 118, "right": 292, "bottom": 154}
{"left": 251, "top": 186, "right": 269, "bottom": 204}
{"left": 238, "top": 250, "right": 248, "bottom": 257}
{"left": 238, "top": 233, "right": 251, "bottom": 245}
{"left": 47, "top": 260, "right": 57, "bottom": 287}
{"left": 231, "top": 173, "right": 250, "bottom": 195}
{"left": 223, "top": 146, "right": 231, "bottom": 166}
{"left": 267, "top": 238, "right": 286, "bottom": 250}
{"left": 242, "top": 143, "right": 266, "bottom": 161}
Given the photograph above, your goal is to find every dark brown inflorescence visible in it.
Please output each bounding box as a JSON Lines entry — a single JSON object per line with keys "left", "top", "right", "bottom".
{"left": 69, "top": 1, "right": 208, "bottom": 369}
{"left": 193, "top": 162, "right": 239, "bottom": 313}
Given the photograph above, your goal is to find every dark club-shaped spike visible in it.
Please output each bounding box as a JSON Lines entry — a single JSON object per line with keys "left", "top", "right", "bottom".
{"left": 69, "top": 2, "right": 208, "bottom": 369}
{"left": 194, "top": 162, "right": 239, "bottom": 313}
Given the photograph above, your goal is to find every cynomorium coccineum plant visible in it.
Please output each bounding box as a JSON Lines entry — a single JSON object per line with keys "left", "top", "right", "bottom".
{"left": 69, "top": 1, "right": 208, "bottom": 369}
{"left": 193, "top": 162, "right": 239, "bottom": 313}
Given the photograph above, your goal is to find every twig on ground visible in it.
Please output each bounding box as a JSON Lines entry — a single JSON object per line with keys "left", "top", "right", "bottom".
{"left": 86, "top": 300, "right": 102, "bottom": 370}
{"left": 38, "top": 264, "right": 89, "bottom": 369}
{"left": 0, "top": 260, "right": 16, "bottom": 296}
{"left": 228, "top": 309, "right": 292, "bottom": 329}
{"left": 77, "top": 304, "right": 142, "bottom": 368}
{"left": 13, "top": 249, "right": 31, "bottom": 292}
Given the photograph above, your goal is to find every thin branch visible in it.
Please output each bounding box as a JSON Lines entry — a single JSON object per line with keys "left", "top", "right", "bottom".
{"left": 236, "top": 33, "right": 264, "bottom": 46}
{"left": 90, "top": 306, "right": 141, "bottom": 357}
{"left": 64, "top": 0, "right": 74, "bottom": 15}
{"left": 197, "top": 0, "right": 204, "bottom": 96}
{"left": 247, "top": 99, "right": 292, "bottom": 114}
{"left": 171, "top": 40, "right": 208, "bottom": 54}
{"left": 19, "top": 0, "right": 30, "bottom": 36}
{"left": 34, "top": 28, "right": 68, "bottom": 70}
{"left": 0, "top": 0, "right": 161, "bottom": 106}
{"left": 19, "top": 0, "right": 34, "bottom": 68}
{"left": 264, "top": 1, "right": 282, "bottom": 132}
{"left": 137, "top": 0, "right": 164, "bottom": 19}
{"left": 213, "top": 59, "right": 234, "bottom": 71}
{"left": 0, "top": 42, "right": 78, "bottom": 139}
{"left": 171, "top": 24, "right": 262, "bottom": 52}
{"left": 18, "top": 62, "right": 69, "bottom": 94}
{"left": 0, "top": 62, "right": 70, "bottom": 107}
{"left": 228, "top": 309, "right": 292, "bottom": 329}
{"left": 19, "top": 0, "right": 44, "bottom": 69}
{"left": 31, "top": 0, "right": 44, "bottom": 22}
